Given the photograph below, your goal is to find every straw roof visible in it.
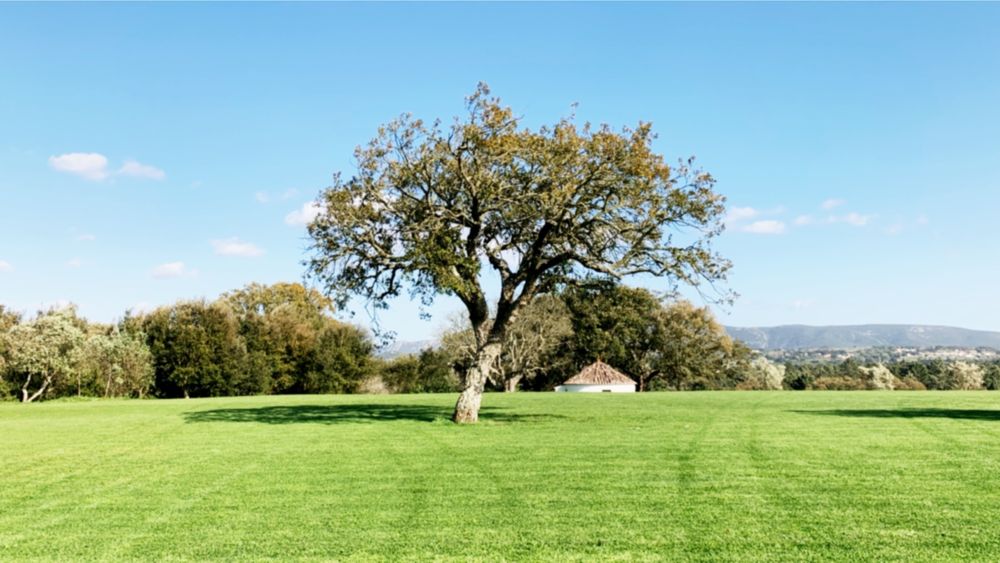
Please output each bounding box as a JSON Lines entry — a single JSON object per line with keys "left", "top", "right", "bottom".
{"left": 562, "top": 360, "right": 636, "bottom": 385}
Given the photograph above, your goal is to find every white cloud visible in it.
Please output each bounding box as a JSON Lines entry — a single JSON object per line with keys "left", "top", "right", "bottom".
{"left": 884, "top": 222, "right": 904, "bottom": 236}
{"left": 76, "top": 233, "right": 97, "bottom": 242}
{"left": 793, "top": 215, "right": 814, "bottom": 226}
{"left": 841, "top": 212, "right": 873, "bottom": 227}
{"left": 285, "top": 201, "right": 323, "bottom": 226}
{"left": 742, "top": 220, "right": 786, "bottom": 235}
{"left": 66, "top": 258, "right": 83, "bottom": 268}
{"left": 0, "top": 260, "right": 13, "bottom": 273}
{"left": 151, "top": 261, "right": 195, "bottom": 279}
{"left": 211, "top": 237, "right": 265, "bottom": 257}
{"left": 49, "top": 152, "right": 110, "bottom": 181}
{"left": 724, "top": 206, "right": 759, "bottom": 225}
{"left": 916, "top": 214, "right": 929, "bottom": 226}
{"left": 826, "top": 212, "right": 874, "bottom": 227}
{"left": 259, "top": 188, "right": 300, "bottom": 204}
{"left": 49, "top": 153, "right": 165, "bottom": 181}
{"left": 822, "top": 198, "right": 847, "bottom": 210}
{"left": 118, "top": 160, "right": 166, "bottom": 181}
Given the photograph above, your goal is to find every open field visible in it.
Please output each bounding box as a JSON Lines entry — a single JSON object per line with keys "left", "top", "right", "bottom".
{"left": 3, "top": 392, "right": 1000, "bottom": 561}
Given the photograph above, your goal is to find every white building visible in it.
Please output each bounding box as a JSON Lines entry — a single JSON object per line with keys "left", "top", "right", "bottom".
{"left": 554, "top": 360, "right": 637, "bottom": 393}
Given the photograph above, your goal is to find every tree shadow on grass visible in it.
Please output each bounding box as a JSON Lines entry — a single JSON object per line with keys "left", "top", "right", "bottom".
{"left": 183, "top": 403, "right": 564, "bottom": 425}
{"left": 792, "top": 408, "right": 1000, "bottom": 421}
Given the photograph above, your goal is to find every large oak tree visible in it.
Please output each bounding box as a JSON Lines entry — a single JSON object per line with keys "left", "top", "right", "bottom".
{"left": 306, "top": 84, "right": 731, "bottom": 423}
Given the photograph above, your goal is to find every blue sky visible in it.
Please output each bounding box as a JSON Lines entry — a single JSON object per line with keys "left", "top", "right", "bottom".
{"left": 2, "top": 3, "right": 999, "bottom": 339}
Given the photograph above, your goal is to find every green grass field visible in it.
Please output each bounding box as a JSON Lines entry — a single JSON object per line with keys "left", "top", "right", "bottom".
{"left": 3, "top": 392, "right": 1000, "bottom": 561}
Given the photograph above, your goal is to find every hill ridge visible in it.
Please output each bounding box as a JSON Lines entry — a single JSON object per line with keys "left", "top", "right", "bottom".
{"left": 724, "top": 324, "right": 1000, "bottom": 350}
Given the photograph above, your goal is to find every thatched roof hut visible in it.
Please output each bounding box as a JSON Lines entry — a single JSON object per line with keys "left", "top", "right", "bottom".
{"left": 555, "top": 360, "right": 636, "bottom": 392}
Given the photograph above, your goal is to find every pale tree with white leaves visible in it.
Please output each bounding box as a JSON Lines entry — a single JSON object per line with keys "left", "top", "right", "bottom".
{"left": 945, "top": 361, "right": 985, "bottom": 390}
{"left": 860, "top": 363, "right": 895, "bottom": 390}
{"left": 740, "top": 356, "right": 786, "bottom": 390}
{"left": 1, "top": 308, "right": 85, "bottom": 402}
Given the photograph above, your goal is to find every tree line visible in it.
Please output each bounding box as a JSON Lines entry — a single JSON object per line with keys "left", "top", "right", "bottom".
{"left": 0, "top": 283, "right": 378, "bottom": 402}
{"left": 3, "top": 281, "right": 998, "bottom": 403}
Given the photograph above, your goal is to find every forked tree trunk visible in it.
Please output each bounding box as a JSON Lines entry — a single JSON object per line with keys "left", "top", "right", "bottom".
{"left": 504, "top": 375, "right": 523, "bottom": 392}
{"left": 452, "top": 341, "right": 502, "bottom": 423}
{"left": 22, "top": 374, "right": 52, "bottom": 403}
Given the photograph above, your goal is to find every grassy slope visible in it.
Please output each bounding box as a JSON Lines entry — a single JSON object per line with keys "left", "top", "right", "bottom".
{"left": 2, "top": 392, "right": 1000, "bottom": 561}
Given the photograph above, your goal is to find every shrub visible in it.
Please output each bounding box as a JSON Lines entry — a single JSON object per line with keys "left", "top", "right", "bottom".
{"left": 859, "top": 364, "right": 894, "bottom": 390}
{"left": 810, "top": 376, "right": 867, "bottom": 391}
{"left": 738, "top": 356, "right": 785, "bottom": 390}
{"left": 893, "top": 377, "right": 927, "bottom": 391}
{"left": 941, "top": 362, "right": 985, "bottom": 390}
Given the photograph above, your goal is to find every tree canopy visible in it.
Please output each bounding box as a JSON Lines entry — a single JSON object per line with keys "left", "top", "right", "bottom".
{"left": 307, "top": 84, "right": 730, "bottom": 422}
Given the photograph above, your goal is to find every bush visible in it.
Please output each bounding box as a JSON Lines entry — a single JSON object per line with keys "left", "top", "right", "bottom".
{"left": 859, "top": 364, "right": 894, "bottom": 390}
{"left": 810, "top": 376, "right": 867, "bottom": 391}
{"left": 893, "top": 377, "right": 927, "bottom": 391}
{"left": 984, "top": 364, "right": 1000, "bottom": 391}
{"left": 941, "top": 362, "right": 985, "bottom": 390}
{"left": 738, "top": 356, "right": 785, "bottom": 390}
{"left": 381, "top": 349, "right": 459, "bottom": 394}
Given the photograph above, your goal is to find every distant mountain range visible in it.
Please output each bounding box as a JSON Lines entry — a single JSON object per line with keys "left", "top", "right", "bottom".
{"left": 724, "top": 324, "right": 1000, "bottom": 351}
{"left": 378, "top": 324, "right": 1000, "bottom": 358}
{"left": 377, "top": 339, "right": 438, "bottom": 359}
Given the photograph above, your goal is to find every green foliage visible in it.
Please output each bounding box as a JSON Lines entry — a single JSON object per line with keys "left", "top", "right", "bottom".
{"left": 138, "top": 300, "right": 250, "bottom": 398}
{"left": 305, "top": 84, "right": 731, "bottom": 420}
{"left": 79, "top": 328, "right": 155, "bottom": 398}
{"left": 380, "top": 349, "right": 459, "bottom": 394}
{"left": 983, "top": 363, "right": 1000, "bottom": 390}
{"left": 1, "top": 307, "right": 86, "bottom": 402}
{"left": 810, "top": 376, "right": 869, "bottom": 391}
{"left": 557, "top": 283, "right": 749, "bottom": 391}
{"left": 223, "top": 282, "right": 374, "bottom": 394}
{"left": 439, "top": 294, "right": 573, "bottom": 391}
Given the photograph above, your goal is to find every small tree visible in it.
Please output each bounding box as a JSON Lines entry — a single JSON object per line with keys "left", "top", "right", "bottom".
{"left": 740, "top": 356, "right": 785, "bottom": 390}
{"left": 2, "top": 307, "right": 85, "bottom": 402}
{"left": 306, "top": 85, "right": 729, "bottom": 422}
{"left": 943, "top": 361, "right": 985, "bottom": 390}
{"left": 859, "top": 363, "right": 895, "bottom": 390}
{"left": 81, "top": 328, "right": 154, "bottom": 398}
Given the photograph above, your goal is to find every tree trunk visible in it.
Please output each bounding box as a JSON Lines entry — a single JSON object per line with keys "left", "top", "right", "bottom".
{"left": 452, "top": 341, "right": 502, "bottom": 423}
{"left": 23, "top": 375, "right": 51, "bottom": 403}
{"left": 21, "top": 373, "right": 31, "bottom": 403}
{"left": 504, "top": 375, "right": 523, "bottom": 392}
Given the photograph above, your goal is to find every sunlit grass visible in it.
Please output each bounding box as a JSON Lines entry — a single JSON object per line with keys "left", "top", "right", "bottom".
{"left": 3, "top": 391, "right": 1000, "bottom": 560}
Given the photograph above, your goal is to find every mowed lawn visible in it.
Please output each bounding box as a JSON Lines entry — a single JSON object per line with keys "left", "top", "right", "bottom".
{"left": 3, "top": 392, "right": 1000, "bottom": 561}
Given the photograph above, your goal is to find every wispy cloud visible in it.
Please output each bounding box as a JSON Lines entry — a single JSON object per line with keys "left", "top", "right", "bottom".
{"left": 742, "top": 220, "right": 786, "bottom": 235}
{"left": 211, "top": 237, "right": 265, "bottom": 257}
{"left": 151, "top": 261, "right": 196, "bottom": 279}
{"left": 822, "top": 198, "right": 846, "bottom": 210}
{"left": 49, "top": 152, "right": 110, "bottom": 181}
{"left": 828, "top": 212, "right": 874, "bottom": 227}
{"left": 256, "top": 188, "right": 299, "bottom": 204}
{"left": 118, "top": 160, "right": 166, "bottom": 181}
{"left": 76, "top": 233, "right": 97, "bottom": 242}
{"left": 0, "top": 260, "right": 13, "bottom": 273}
{"left": 49, "top": 152, "right": 165, "bottom": 182}
{"left": 724, "top": 206, "right": 759, "bottom": 225}
{"left": 66, "top": 258, "right": 83, "bottom": 268}
{"left": 285, "top": 201, "right": 323, "bottom": 226}
{"left": 793, "top": 215, "right": 814, "bottom": 226}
